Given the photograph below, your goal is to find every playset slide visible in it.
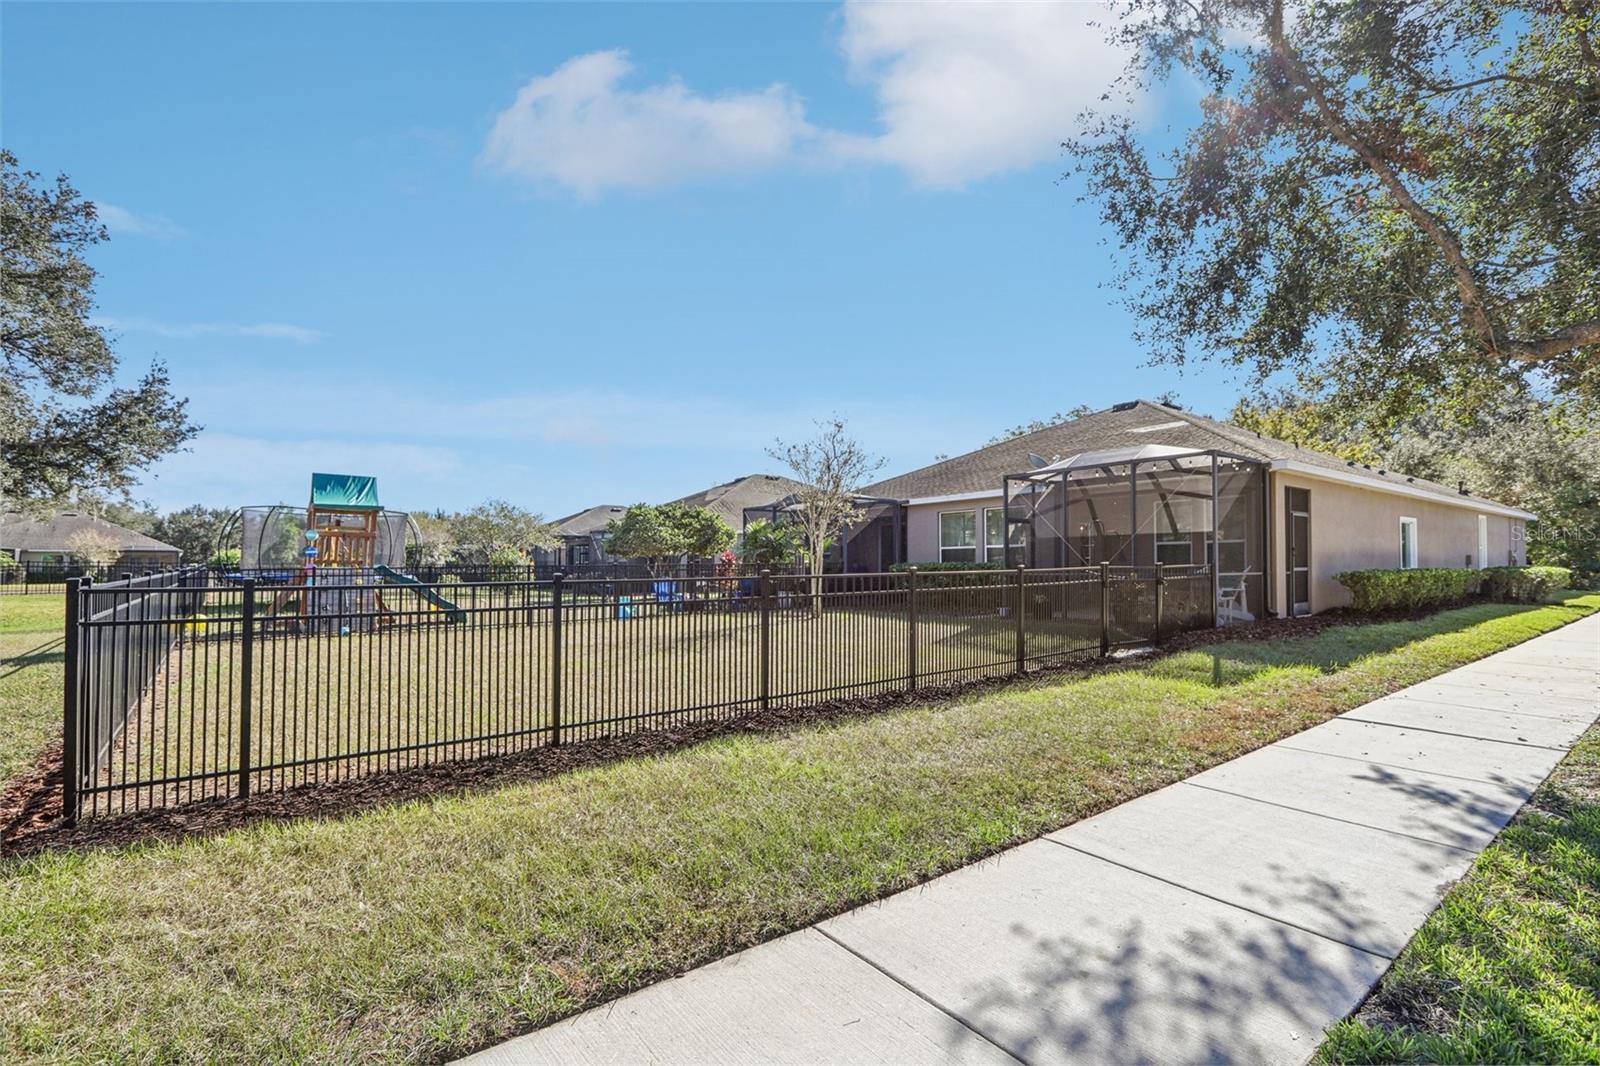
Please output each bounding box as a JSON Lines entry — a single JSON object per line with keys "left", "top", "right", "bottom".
{"left": 374, "top": 565, "right": 466, "bottom": 623}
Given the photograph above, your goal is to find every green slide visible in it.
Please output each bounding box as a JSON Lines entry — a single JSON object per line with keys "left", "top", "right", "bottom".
{"left": 375, "top": 565, "right": 466, "bottom": 623}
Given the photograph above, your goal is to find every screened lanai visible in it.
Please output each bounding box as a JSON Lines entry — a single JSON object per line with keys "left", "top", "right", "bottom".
{"left": 1002, "top": 444, "right": 1268, "bottom": 623}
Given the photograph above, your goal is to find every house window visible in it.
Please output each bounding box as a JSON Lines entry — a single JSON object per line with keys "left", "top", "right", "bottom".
{"left": 939, "top": 510, "right": 978, "bottom": 563}
{"left": 1155, "top": 529, "right": 1192, "bottom": 565}
{"left": 1399, "top": 517, "right": 1419, "bottom": 569}
{"left": 983, "top": 508, "right": 1008, "bottom": 563}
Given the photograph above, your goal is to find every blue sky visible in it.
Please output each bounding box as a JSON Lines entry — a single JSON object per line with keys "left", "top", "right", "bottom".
{"left": 5, "top": 1, "right": 1251, "bottom": 517}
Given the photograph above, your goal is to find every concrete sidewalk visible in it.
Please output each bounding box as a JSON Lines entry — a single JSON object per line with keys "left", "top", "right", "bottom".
{"left": 462, "top": 615, "right": 1599, "bottom": 1066}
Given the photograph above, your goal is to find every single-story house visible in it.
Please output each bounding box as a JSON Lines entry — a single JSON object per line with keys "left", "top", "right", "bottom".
{"left": 0, "top": 511, "right": 184, "bottom": 571}
{"left": 853, "top": 400, "right": 1533, "bottom": 617}
{"left": 542, "top": 504, "right": 631, "bottom": 568}
{"left": 542, "top": 474, "right": 810, "bottom": 568}
{"left": 667, "top": 473, "right": 809, "bottom": 535}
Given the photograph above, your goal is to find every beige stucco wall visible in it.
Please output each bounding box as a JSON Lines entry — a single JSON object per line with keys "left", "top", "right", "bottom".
{"left": 904, "top": 496, "right": 1006, "bottom": 564}
{"left": 1268, "top": 471, "right": 1525, "bottom": 614}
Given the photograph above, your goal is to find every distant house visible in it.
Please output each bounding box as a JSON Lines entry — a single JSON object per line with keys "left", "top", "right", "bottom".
{"left": 543, "top": 504, "right": 630, "bottom": 568}
{"left": 857, "top": 400, "right": 1534, "bottom": 616}
{"left": 666, "top": 474, "right": 809, "bottom": 534}
{"left": 543, "top": 474, "right": 810, "bottom": 569}
{"left": 0, "top": 511, "right": 183, "bottom": 571}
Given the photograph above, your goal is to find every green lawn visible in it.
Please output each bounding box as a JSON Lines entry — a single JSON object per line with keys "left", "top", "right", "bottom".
{"left": 0, "top": 594, "right": 65, "bottom": 786}
{"left": 1, "top": 593, "right": 1596, "bottom": 1063}
{"left": 1320, "top": 718, "right": 1600, "bottom": 1065}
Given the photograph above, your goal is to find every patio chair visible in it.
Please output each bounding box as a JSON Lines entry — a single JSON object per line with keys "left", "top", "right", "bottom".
{"left": 653, "top": 580, "right": 686, "bottom": 610}
{"left": 1216, "top": 570, "right": 1255, "bottom": 625}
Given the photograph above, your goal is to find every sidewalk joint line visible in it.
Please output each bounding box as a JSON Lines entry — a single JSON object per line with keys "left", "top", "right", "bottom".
{"left": 1178, "top": 781, "right": 1480, "bottom": 855}
{"left": 1361, "top": 694, "right": 1597, "bottom": 724}
{"left": 1042, "top": 837, "right": 1396, "bottom": 961}
{"left": 1272, "top": 743, "right": 1534, "bottom": 787}
{"left": 1420, "top": 679, "right": 1595, "bottom": 704}
{"left": 1336, "top": 716, "right": 1569, "bottom": 752}
{"left": 811, "top": 927, "right": 1032, "bottom": 1066}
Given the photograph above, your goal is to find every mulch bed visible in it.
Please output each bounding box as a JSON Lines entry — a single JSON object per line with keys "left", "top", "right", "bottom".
{"left": 1, "top": 612, "right": 1351, "bottom": 858}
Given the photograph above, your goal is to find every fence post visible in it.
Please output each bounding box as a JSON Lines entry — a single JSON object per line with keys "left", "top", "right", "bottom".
{"left": 1099, "top": 562, "right": 1111, "bottom": 657}
{"left": 906, "top": 566, "right": 919, "bottom": 691}
{"left": 238, "top": 579, "right": 255, "bottom": 800}
{"left": 63, "top": 579, "right": 81, "bottom": 825}
{"left": 1014, "top": 565, "right": 1026, "bottom": 674}
{"left": 758, "top": 569, "right": 772, "bottom": 711}
{"left": 550, "top": 572, "right": 564, "bottom": 746}
{"left": 1154, "top": 562, "right": 1166, "bottom": 640}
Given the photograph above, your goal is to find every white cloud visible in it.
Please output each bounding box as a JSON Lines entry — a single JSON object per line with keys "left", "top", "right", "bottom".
{"left": 97, "top": 317, "right": 326, "bottom": 344}
{"left": 835, "top": 1, "right": 1130, "bottom": 187}
{"left": 481, "top": 49, "right": 816, "bottom": 197}
{"left": 482, "top": 3, "right": 1130, "bottom": 196}
{"left": 96, "top": 203, "right": 186, "bottom": 239}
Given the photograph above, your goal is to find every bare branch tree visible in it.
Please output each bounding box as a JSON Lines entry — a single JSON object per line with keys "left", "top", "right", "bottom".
{"left": 766, "top": 417, "right": 884, "bottom": 616}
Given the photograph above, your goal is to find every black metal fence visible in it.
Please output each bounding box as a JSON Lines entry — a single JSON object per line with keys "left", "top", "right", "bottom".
{"left": 2, "top": 561, "right": 157, "bottom": 595}
{"left": 6, "top": 559, "right": 799, "bottom": 596}
{"left": 63, "top": 563, "right": 1215, "bottom": 821}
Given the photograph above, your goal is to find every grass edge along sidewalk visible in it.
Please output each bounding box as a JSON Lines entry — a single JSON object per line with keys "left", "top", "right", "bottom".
{"left": 1319, "top": 716, "right": 1600, "bottom": 1065}
{"left": 1, "top": 593, "right": 1595, "bottom": 1064}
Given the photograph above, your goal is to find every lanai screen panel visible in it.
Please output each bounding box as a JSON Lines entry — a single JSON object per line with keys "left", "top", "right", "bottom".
{"left": 1215, "top": 458, "right": 1265, "bottom": 621}
{"left": 1134, "top": 456, "right": 1215, "bottom": 570}
{"left": 1065, "top": 464, "right": 1135, "bottom": 565}
{"left": 1003, "top": 476, "right": 1063, "bottom": 568}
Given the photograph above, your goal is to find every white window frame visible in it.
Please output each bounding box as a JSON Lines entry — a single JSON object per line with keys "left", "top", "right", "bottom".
{"left": 938, "top": 509, "right": 979, "bottom": 564}
{"left": 1154, "top": 529, "right": 1193, "bottom": 566}
{"left": 982, "top": 507, "right": 1008, "bottom": 563}
{"left": 1476, "top": 514, "right": 1488, "bottom": 570}
{"left": 1399, "top": 516, "right": 1419, "bottom": 569}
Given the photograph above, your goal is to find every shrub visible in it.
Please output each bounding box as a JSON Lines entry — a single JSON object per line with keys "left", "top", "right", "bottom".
{"left": 889, "top": 560, "right": 1010, "bottom": 591}
{"left": 1336, "top": 565, "right": 1571, "bottom": 612}
{"left": 889, "top": 561, "right": 1008, "bottom": 573}
{"left": 1480, "top": 565, "right": 1572, "bottom": 603}
{"left": 209, "top": 548, "right": 242, "bottom": 569}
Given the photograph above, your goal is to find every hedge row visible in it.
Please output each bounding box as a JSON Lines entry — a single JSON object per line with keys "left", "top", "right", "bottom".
{"left": 1335, "top": 565, "right": 1572, "bottom": 613}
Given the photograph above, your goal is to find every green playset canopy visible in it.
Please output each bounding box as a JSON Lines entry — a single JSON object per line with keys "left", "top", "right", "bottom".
{"left": 310, "top": 472, "right": 381, "bottom": 511}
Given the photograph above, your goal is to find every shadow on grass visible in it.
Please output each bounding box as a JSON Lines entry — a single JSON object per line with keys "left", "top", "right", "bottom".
{"left": 1156, "top": 597, "right": 1594, "bottom": 691}
{"left": 0, "top": 637, "right": 64, "bottom": 681}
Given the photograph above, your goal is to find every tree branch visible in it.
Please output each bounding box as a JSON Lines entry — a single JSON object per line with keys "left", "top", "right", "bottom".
{"left": 1264, "top": 0, "right": 1600, "bottom": 366}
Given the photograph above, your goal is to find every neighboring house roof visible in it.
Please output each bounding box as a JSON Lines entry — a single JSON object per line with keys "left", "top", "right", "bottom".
{"left": 553, "top": 505, "right": 630, "bottom": 538}
{"left": 861, "top": 400, "right": 1533, "bottom": 518}
{"left": 666, "top": 473, "right": 811, "bottom": 529}
{"left": 0, "top": 511, "right": 183, "bottom": 556}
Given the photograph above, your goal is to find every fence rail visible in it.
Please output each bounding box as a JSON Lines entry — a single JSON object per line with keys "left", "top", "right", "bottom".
{"left": 63, "top": 563, "right": 1215, "bottom": 821}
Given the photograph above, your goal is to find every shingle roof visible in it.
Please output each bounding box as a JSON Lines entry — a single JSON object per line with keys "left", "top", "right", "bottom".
{"left": 666, "top": 473, "right": 810, "bottom": 528}
{"left": 553, "top": 505, "right": 629, "bottom": 537}
{"left": 861, "top": 400, "right": 1522, "bottom": 511}
{"left": 0, "top": 511, "right": 183, "bottom": 556}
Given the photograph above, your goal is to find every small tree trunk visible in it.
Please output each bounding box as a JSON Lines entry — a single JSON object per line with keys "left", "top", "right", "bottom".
{"left": 809, "top": 553, "right": 824, "bottom": 618}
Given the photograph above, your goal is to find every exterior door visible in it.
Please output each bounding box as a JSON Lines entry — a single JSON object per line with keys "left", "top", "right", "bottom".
{"left": 1286, "top": 487, "right": 1311, "bottom": 616}
{"left": 1477, "top": 515, "right": 1488, "bottom": 569}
